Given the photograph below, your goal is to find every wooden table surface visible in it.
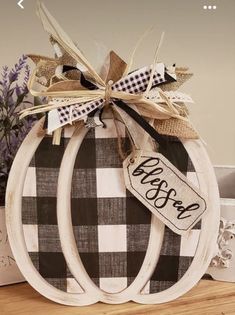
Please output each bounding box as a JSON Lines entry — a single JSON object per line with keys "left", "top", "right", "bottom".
{"left": 1, "top": 280, "right": 235, "bottom": 315}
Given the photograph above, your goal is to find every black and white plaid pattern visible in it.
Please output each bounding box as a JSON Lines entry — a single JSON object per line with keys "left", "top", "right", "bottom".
{"left": 56, "top": 63, "right": 172, "bottom": 126}
{"left": 57, "top": 99, "right": 104, "bottom": 125}
{"left": 22, "top": 120, "right": 201, "bottom": 294}
{"left": 112, "top": 63, "right": 165, "bottom": 94}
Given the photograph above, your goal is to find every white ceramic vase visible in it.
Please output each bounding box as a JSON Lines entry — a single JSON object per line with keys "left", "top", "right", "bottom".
{"left": 0, "top": 206, "right": 24, "bottom": 285}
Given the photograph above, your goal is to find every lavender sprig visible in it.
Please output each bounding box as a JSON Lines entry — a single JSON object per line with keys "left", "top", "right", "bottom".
{"left": 0, "top": 55, "right": 36, "bottom": 206}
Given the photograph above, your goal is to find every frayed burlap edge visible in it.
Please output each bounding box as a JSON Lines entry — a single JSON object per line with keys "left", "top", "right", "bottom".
{"left": 154, "top": 118, "right": 199, "bottom": 139}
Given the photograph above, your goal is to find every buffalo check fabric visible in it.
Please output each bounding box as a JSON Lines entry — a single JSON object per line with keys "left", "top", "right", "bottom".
{"left": 22, "top": 119, "right": 201, "bottom": 294}
{"left": 112, "top": 63, "right": 166, "bottom": 94}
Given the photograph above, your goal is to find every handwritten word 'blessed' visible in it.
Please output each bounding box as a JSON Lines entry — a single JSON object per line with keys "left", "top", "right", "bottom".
{"left": 132, "top": 157, "right": 200, "bottom": 220}
{"left": 124, "top": 151, "right": 207, "bottom": 234}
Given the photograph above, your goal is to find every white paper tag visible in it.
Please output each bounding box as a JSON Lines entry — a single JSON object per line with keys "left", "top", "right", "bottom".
{"left": 123, "top": 150, "right": 207, "bottom": 235}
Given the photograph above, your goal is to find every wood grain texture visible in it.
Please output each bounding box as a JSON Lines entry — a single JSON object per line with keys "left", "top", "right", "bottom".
{"left": 1, "top": 280, "right": 235, "bottom": 315}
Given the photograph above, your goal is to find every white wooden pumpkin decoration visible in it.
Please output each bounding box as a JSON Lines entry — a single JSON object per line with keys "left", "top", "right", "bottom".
{"left": 6, "top": 2, "right": 220, "bottom": 306}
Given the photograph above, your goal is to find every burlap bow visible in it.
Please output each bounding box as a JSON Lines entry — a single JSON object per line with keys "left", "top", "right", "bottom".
{"left": 20, "top": 1, "right": 198, "bottom": 145}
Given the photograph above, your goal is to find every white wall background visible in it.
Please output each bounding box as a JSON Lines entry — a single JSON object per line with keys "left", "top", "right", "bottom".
{"left": 0, "top": 0, "right": 234, "bottom": 164}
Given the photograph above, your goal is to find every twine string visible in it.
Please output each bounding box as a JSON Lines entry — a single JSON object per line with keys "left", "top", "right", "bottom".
{"left": 105, "top": 80, "right": 113, "bottom": 105}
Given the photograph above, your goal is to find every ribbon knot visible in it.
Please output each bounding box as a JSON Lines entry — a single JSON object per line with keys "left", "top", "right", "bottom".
{"left": 105, "top": 80, "right": 113, "bottom": 105}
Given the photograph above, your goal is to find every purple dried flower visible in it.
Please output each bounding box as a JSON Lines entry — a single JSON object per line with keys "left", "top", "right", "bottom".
{"left": 22, "top": 65, "right": 30, "bottom": 94}
{"left": 9, "top": 71, "right": 19, "bottom": 82}
{"left": 15, "top": 84, "right": 21, "bottom": 97}
{"left": 0, "top": 55, "right": 36, "bottom": 206}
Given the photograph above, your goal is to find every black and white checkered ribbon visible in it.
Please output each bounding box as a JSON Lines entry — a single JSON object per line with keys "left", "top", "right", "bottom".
{"left": 47, "top": 63, "right": 176, "bottom": 132}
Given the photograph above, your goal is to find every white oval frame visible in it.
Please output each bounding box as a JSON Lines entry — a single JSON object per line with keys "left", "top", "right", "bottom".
{"left": 6, "top": 120, "right": 99, "bottom": 306}
{"left": 57, "top": 122, "right": 165, "bottom": 304}
{"left": 133, "top": 138, "right": 220, "bottom": 303}
{"left": 57, "top": 122, "right": 220, "bottom": 304}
